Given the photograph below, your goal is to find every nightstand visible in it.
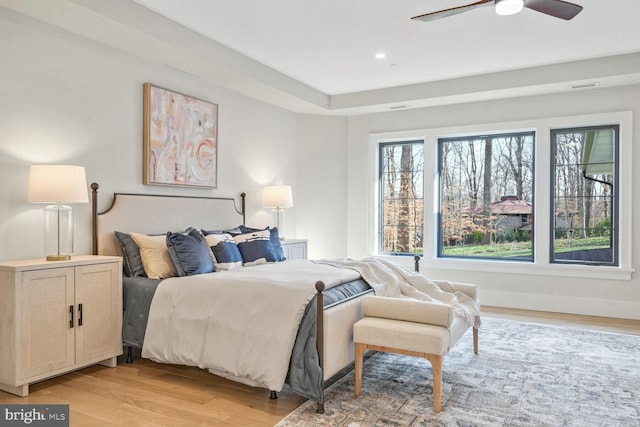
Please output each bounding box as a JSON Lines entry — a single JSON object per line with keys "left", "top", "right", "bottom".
{"left": 281, "top": 239, "right": 308, "bottom": 260}
{"left": 0, "top": 255, "right": 123, "bottom": 397}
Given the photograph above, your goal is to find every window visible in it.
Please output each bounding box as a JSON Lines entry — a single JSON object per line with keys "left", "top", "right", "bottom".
{"left": 372, "top": 112, "right": 631, "bottom": 279}
{"left": 551, "top": 125, "right": 618, "bottom": 266}
{"left": 379, "top": 141, "right": 424, "bottom": 255}
{"left": 438, "top": 132, "right": 535, "bottom": 260}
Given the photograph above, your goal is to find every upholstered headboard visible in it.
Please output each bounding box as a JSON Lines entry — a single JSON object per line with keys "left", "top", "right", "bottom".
{"left": 91, "top": 183, "right": 245, "bottom": 257}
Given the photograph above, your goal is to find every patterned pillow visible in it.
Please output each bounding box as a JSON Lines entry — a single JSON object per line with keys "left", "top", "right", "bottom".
{"left": 166, "top": 228, "right": 215, "bottom": 276}
{"left": 114, "top": 231, "right": 146, "bottom": 277}
{"left": 130, "top": 232, "right": 178, "bottom": 279}
{"left": 201, "top": 226, "right": 242, "bottom": 236}
{"left": 204, "top": 233, "right": 243, "bottom": 270}
{"left": 234, "top": 230, "right": 277, "bottom": 266}
{"left": 238, "top": 225, "right": 286, "bottom": 261}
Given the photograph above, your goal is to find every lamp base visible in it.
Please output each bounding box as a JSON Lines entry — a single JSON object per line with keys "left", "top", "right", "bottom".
{"left": 43, "top": 203, "right": 75, "bottom": 262}
{"left": 46, "top": 254, "right": 71, "bottom": 261}
{"left": 272, "top": 208, "right": 286, "bottom": 240}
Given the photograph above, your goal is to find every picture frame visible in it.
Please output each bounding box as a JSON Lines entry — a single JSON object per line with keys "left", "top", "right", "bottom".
{"left": 143, "top": 83, "right": 218, "bottom": 188}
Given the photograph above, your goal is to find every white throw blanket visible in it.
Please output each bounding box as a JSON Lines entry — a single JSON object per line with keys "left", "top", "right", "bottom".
{"left": 141, "top": 260, "right": 360, "bottom": 391}
{"left": 315, "top": 257, "right": 480, "bottom": 328}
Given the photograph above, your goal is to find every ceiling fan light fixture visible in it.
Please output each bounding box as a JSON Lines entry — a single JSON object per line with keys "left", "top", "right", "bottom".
{"left": 495, "top": 0, "right": 524, "bottom": 16}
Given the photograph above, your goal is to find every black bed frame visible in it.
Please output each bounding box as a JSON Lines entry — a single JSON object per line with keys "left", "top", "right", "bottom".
{"left": 90, "top": 183, "right": 421, "bottom": 414}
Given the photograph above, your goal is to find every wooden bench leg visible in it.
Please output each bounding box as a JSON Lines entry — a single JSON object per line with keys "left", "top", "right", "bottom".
{"left": 426, "top": 354, "right": 443, "bottom": 413}
{"left": 354, "top": 343, "right": 448, "bottom": 413}
{"left": 473, "top": 327, "right": 479, "bottom": 355}
{"left": 354, "top": 342, "right": 365, "bottom": 396}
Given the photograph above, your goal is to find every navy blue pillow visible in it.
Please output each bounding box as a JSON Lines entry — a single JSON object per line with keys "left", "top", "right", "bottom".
{"left": 114, "top": 231, "right": 146, "bottom": 277}
{"left": 238, "top": 225, "right": 286, "bottom": 261}
{"left": 203, "top": 233, "right": 243, "bottom": 270}
{"left": 268, "top": 227, "right": 286, "bottom": 261}
{"left": 166, "top": 228, "right": 215, "bottom": 276}
{"left": 233, "top": 230, "right": 277, "bottom": 266}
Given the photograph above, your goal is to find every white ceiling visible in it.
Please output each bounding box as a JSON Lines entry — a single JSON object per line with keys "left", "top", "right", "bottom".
{"left": 2, "top": 0, "right": 640, "bottom": 114}
{"left": 130, "top": 0, "right": 640, "bottom": 96}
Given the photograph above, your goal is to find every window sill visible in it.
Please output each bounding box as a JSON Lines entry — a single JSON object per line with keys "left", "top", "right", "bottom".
{"left": 378, "top": 254, "right": 634, "bottom": 281}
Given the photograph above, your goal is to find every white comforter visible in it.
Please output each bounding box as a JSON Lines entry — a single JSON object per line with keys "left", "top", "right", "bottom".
{"left": 141, "top": 260, "right": 360, "bottom": 391}
{"left": 315, "top": 257, "right": 481, "bottom": 328}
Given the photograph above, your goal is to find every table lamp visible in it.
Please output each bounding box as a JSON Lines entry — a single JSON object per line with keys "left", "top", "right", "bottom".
{"left": 27, "top": 165, "right": 89, "bottom": 261}
{"left": 263, "top": 185, "right": 293, "bottom": 239}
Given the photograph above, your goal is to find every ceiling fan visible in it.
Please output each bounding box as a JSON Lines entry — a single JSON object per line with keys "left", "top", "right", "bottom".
{"left": 411, "top": 0, "right": 583, "bottom": 22}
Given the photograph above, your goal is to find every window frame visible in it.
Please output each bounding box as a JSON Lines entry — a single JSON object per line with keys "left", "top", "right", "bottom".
{"left": 377, "top": 139, "right": 425, "bottom": 256}
{"left": 550, "top": 125, "right": 619, "bottom": 266}
{"left": 370, "top": 111, "right": 633, "bottom": 281}
{"left": 437, "top": 131, "right": 536, "bottom": 262}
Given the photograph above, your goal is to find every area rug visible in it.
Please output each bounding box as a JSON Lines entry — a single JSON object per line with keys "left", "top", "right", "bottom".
{"left": 276, "top": 317, "right": 640, "bottom": 426}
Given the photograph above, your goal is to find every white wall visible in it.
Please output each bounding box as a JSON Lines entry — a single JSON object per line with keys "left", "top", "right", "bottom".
{"left": 296, "top": 115, "right": 348, "bottom": 259}
{"left": 345, "top": 85, "right": 640, "bottom": 320}
{"left": 0, "top": 10, "right": 298, "bottom": 261}
{"left": 3, "top": 5, "right": 638, "bottom": 320}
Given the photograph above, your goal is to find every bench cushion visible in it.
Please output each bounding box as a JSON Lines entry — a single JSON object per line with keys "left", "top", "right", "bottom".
{"left": 354, "top": 315, "right": 470, "bottom": 355}
{"left": 362, "top": 296, "right": 453, "bottom": 327}
{"left": 354, "top": 317, "right": 449, "bottom": 354}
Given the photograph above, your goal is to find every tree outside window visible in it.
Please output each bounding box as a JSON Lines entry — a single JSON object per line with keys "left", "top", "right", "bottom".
{"left": 379, "top": 141, "right": 424, "bottom": 255}
{"left": 438, "top": 132, "right": 535, "bottom": 260}
{"left": 551, "top": 126, "right": 618, "bottom": 266}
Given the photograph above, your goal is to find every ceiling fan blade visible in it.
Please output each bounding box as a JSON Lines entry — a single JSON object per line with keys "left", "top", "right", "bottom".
{"left": 411, "top": 0, "right": 493, "bottom": 22}
{"left": 524, "top": 0, "right": 583, "bottom": 20}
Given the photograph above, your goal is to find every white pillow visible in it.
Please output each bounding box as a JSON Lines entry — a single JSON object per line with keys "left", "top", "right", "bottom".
{"left": 130, "top": 232, "right": 177, "bottom": 279}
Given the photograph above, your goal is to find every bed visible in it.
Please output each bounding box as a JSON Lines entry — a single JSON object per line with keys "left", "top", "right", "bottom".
{"left": 90, "top": 183, "right": 374, "bottom": 413}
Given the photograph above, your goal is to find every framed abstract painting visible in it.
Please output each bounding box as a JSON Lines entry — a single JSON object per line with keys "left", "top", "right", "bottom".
{"left": 143, "top": 83, "right": 218, "bottom": 188}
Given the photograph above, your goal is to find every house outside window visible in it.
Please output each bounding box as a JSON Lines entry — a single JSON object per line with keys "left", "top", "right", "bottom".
{"left": 378, "top": 141, "right": 424, "bottom": 255}
{"left": 438, "top": 132, "right": 535, "bottom": 261}
{"left": 551, "top": 125, "right": 618, "bottom": 266}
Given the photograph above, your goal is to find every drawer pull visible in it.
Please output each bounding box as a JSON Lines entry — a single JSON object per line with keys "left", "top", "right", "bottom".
{"left": 69, "top": 305, "right": 74, "bottom": 328}
{"left": 78, "top": 303, "right": 83, "bottom": 326}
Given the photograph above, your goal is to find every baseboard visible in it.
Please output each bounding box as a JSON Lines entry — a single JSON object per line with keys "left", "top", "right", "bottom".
{"left": 479, "top": 289, "right": 640, "bottom": 321}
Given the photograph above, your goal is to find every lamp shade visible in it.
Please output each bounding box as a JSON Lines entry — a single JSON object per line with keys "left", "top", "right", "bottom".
{"left": 263, "top": 185, "right": 293, "bottom": 209}
{"left": 27, "top": 165, "right": 89, "bottom": 204}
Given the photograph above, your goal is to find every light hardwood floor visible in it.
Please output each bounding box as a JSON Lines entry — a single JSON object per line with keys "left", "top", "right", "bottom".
{"left": 0, "top": 356, "right": 306, "bottom": 426}
{"left": 1, "top": 306, "right": 638, "bottom": 426}
{"left": 482, "top": 305, "right": 640, "bottom": 335}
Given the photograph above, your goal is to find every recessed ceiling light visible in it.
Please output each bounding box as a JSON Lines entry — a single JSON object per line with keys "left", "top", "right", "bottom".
{"left": 375, "top": 52, "right": 386, "bottom": 59}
